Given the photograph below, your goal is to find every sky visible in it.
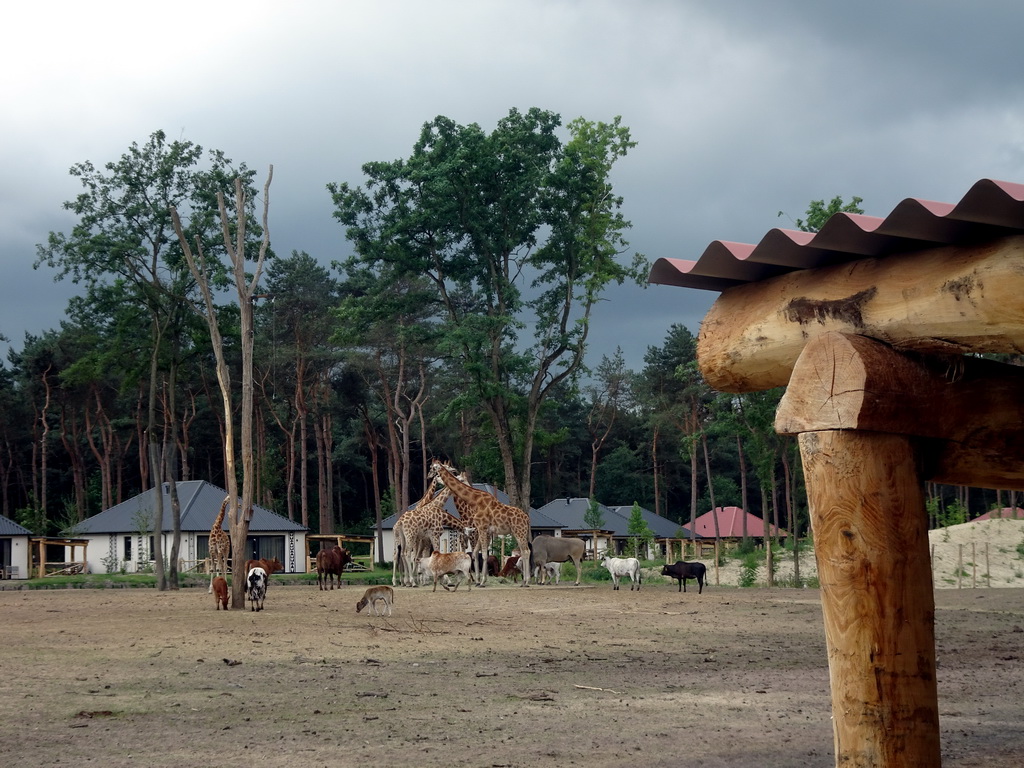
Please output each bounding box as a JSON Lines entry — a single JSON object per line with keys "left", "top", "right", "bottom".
{"left": 3, "top": 0, "right": 1024, "bottom": 374}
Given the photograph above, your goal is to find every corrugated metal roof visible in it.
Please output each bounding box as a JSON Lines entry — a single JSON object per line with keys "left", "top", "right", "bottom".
{"left": 649, "top": 178, "right": 1024, "bottom": 292}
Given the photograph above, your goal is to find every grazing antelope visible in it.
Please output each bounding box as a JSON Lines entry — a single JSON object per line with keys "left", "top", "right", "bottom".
{"left": 356, "top": 585, "right": 395, "bottom": 617}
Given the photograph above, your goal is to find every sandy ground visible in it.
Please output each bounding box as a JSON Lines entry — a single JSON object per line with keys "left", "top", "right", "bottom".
{"left": 0, "top": 576, "right": 1022, "bottom": 767}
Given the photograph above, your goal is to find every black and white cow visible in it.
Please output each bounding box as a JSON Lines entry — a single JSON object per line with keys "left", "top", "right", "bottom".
{"left": 246, "top": 566, "right": 268, "bottom": 611}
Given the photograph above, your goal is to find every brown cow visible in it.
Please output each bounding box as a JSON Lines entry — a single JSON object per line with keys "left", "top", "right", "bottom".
{"left": 245, "top": 557, "right": 284, "bottom": 577}
{"left": 212, "top": 576, "right": 229, "bottom": 610}
{"left": 316, "top": 546, "right": 352, "bottom": 590}
{"left": 498, "top": 555, "right": 521, "bottom": 582}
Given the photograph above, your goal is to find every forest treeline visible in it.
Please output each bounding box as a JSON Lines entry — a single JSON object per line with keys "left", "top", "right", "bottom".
{"left": 2, "top": 119, "right": 1011, "bottom": 541}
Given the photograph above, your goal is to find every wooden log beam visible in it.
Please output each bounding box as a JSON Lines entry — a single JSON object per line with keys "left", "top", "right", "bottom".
{"left": 776, "top": 331, "right": 1024, "bottom": 490}
{"left": 697, "top": 235, "right": 1024, "bottom": 392}
{"left": 800, "top": 430, "right": 940, "bottom": 767}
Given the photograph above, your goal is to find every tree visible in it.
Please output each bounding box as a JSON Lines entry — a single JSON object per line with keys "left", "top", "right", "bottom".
{"left": 584, "top": 348, "right": 631, "bottom": 498}
{"left": 172, "top": 170, "right": 273, "bottom": 608}
{"left": 584, "top": 497, "right": 605, "bottom": 529}
{"left": 36, "top": 130, "right": 250, "bottom": 590}
{"left": 779, "top": 195, "right": 865, "bottom": 233}
{"left": 333, "top": 267, "right": 439, "bottom": 523}
{"left": 259, "top": 251, "right": 342, "bottom": 529}
{"left": 626, "top": 501, "right": 654, "bottom": 559}
{"left": 331, "top": 108, "right": 647, "bottom": 510}
{"left": 638, "top": 325, "right": 698, "bottom": 520}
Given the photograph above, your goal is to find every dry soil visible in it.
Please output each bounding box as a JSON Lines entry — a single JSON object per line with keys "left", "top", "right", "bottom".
{"left": 0, "top": 579, "right": 1022, "bottom": 767}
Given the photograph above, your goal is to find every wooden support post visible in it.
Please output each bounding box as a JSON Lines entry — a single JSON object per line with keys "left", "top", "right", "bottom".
{"left": 958, "top": 545, "right": 963, "bottom": 589}
{"left": 800, "top": 429, "right": 940, "bottom": 767}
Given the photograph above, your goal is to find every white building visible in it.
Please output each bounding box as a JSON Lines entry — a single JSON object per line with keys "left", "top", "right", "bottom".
{"left": 69, "top": 480, "right": 308, "bottom": 575}
{"left": 0, "top": 514, "right": 33, "bottom": 580}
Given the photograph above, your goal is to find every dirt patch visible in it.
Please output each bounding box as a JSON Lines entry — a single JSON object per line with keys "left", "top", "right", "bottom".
{"left": 0, "top": 583, "right": 1021, "bottom": 767}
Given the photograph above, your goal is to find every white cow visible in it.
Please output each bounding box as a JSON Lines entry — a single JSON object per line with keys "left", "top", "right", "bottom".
{"left": 533, "top": 561, "right": 562, "bottom": 585}
{"left": 600, "top": 556, "right": 641, "bottom": 591}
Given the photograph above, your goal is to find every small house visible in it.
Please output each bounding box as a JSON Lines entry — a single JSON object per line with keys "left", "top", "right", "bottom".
{"left": 69, "top": 480, "right": 308, "bottom": 575}
{"left": 0, "top": 514, "right": 33, "bottom": 580}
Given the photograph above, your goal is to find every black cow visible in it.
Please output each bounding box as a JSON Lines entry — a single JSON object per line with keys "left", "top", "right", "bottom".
{"left": 661, "top": 561, "right": 707, "bottom": 594}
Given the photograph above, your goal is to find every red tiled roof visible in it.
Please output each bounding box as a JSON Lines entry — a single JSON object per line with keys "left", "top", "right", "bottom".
{"left": 692, "top": 506, "right": 781, "bottom": 538}
{"left": 973, "top": 507, "right": 1024, "bottom": 521}
{"left": 648, "top": 178, "right": 1024, "bottom": 292}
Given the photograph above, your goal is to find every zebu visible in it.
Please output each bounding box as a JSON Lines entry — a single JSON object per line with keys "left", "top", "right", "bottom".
{"left": 425, "top": 551, "right": 473, "bottom": 593}
{"left": 316, "top": 546, "right": 352, "bottom": 591}
{"left": 600, "top": 555, "right": 641, "bottom": 591}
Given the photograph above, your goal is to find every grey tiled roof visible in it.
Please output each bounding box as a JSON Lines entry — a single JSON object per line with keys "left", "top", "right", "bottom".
{"left": 67, "top": 481, "right": 307, "bottom": 535}
{"left": 607, "top": 505, "right": 694, "bottom": 539}
{"left": 535, "top": 498, "right": 695, "bottom": 538}
{"left": 0, "top": 514, "right": 33, "bottom": 536}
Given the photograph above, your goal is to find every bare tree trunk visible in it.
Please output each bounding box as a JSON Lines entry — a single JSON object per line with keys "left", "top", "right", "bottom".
{"left": 702, "top": 431, "right": 721, "bottom": 543}
{"left": 688, "top": 436, "right": 698, "bottom": 542}
{"left": 58, "top": 404, "right": 88, "bottom": 522}
{"left": 39, "top": 364, "right": 53, "bottom": 531}
{"left": 651, "top": 425, "right": 661, "bottom": 518}
{"left": 84, "top": 387, "right": 114, "bottom": 512}
{"left": 782, "top": 444, "right": 799, "bottom": 584}
{"left": 738, "top": 435, "right": 749, "bottom": 543}
{"left": 148, "top": 322, "right": 166, "bottom": 592}
{"left": 165, "top": 367, "right": 182, "bottom": 590}
{"left": 762, "top": 485, "right": 773, "bottom": 587}
{"left": 173, "top": 167, "right": 273, "bottom": 608}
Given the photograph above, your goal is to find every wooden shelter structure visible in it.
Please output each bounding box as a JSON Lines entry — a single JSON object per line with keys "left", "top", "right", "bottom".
{"left": 649, "top": 178, "right": 1024, "bottom": 767}
{"left": 306, "top": 534, "right": 376, "bottom": 573}
{"left": 29, "top": 537, "right": 89, "bottom": 578}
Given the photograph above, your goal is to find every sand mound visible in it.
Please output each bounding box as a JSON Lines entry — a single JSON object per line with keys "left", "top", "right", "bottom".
{"left": 697, "top": 517, "right": 1024, "bottom": 589}
{"left": 928, "top": 517, "right": 1024, "bottom": 588}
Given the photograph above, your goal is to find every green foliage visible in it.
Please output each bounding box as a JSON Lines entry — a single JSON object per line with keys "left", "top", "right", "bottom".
{"left": 15, "top": 506, "right": 44, "bottom": 536}
{"left": 735, "top": 538, "right": 757, "bottom": 556}
{"left": 101, "top": 549, "right": 122, "bottom": 575}
{"left": 780, "top": 195, "right": 865, "bottom": 233}
{"left": 738, "top": 551, "right": 759, "bottom": 588}
{"left": 627, "top": 502, "right": 654, "bottom": 558}
{"left": 330, "top": 108, "right": 647, "bottom": 509}
{"left": 595, "top": 444, "right": 645, "bottom": 504}
{"left": 584, "top": 498, "right": 605, "bottom": 529}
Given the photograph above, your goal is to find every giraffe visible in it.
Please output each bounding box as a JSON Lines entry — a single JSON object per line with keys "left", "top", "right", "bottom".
{"left": 207, "top": 495, "right": 230, "bottom": 594}
{"left": 430, "top": 460, "right": 532, "bottom": 586}
{"left": 395, "top": 470, "right": 469, "bottom": 587}
{"left": 392, "top": 482, "right": 441, "bottom": 587}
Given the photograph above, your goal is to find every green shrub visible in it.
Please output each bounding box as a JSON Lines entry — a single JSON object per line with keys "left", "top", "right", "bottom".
{"left": 738, "top": 551, "right": 759, "bottom": 588}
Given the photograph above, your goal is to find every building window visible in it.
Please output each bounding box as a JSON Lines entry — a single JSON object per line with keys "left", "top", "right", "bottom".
{"left": 124, "top": 537, "right": 132, "bottom": 561}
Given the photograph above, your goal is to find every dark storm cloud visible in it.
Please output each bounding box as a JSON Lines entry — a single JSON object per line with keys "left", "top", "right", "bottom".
{"left": 3, "top": 0, "right": 1023, "bottom": 372}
